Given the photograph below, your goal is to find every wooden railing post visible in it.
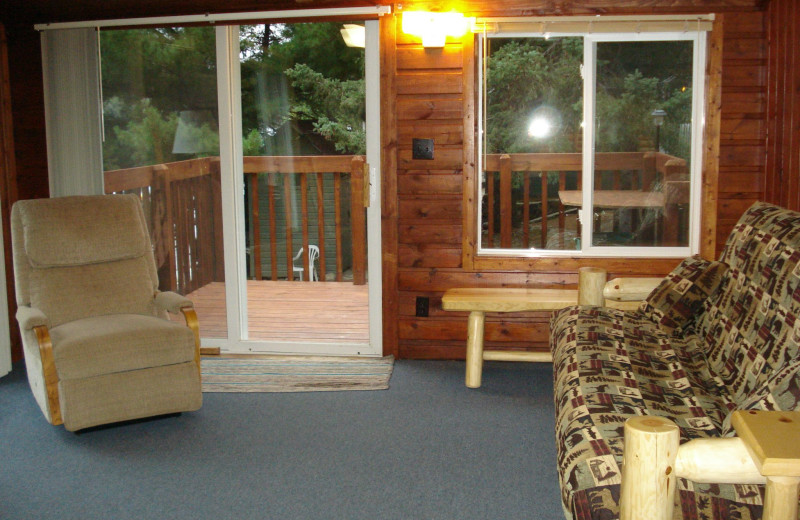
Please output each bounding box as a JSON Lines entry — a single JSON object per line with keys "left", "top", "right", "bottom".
{"left": 541, "top": 170, "right": 549, "bottom": 248}
{"left": 248, "top": 172, "right": 262, "bottom": 280}
{"left": 642, "top": 151, "right": 657, "bottom": 190}
{"left": 499, "top": 154, "right": 512, "bottom": 248}
{"left": 153, "top": 164, "right": 177, "bottom": 293}
{"left": 316, "top": 173, "right": 327, "bottom": 280}
{"left": 300, "top": 173, "right": 310, "bottom": 280}
{"left": 663, "top": 158, "right": 689, "bottom": 247}
{"left": 350, "top": 156, "right": 367, "bottom": 285}
{"left": 209, "top": 158, "right": 224, "bottom": 283}
{"left": 283, "top": 173, "right": 295, "bottom": 281}
{"left": 522, "top": 173, "right": 530, "bottom": 249}
{"left": 267, "top": 176, "right": 278, "bottom": 281}
{"left": 558, "top": 172, "right": 566, "bottom": 249}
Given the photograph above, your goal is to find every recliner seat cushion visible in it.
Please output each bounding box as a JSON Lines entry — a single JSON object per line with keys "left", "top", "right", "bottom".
{"left": 51, "top": 314, "right": 195, "bottom": 380}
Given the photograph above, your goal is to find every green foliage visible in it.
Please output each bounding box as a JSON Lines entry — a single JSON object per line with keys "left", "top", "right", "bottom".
{"left": 486, "top": 38, "right": 583, "bottom": 155}
{"left": 238, "top": 22, "right": 365, "bottom": 156}
{"left": 284, "top": 64, "right": 365, "bottom": 154}
{"left": 101, "top": 21, "right": 366, "bottom": 169}
{"left": 486, "top": 37, "right": 695, "bottom": 161}
{"left": 102, "top": 97, "right": 219, "bottom": 170}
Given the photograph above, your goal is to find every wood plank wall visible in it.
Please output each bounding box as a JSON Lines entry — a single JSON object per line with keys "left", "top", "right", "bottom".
{"left": 764, "top": 0, "right": 800, "bottom": 210}
{"left": 717, "top": 11, "right": 768, "bottom": 256}
{"left": 385, "top": 9, "right": 769, "bottom": 359}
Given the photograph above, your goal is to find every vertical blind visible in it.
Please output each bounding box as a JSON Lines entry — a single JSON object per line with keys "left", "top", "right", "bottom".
{"left": 41, "top": 28, "right": 103, "bottom": 197}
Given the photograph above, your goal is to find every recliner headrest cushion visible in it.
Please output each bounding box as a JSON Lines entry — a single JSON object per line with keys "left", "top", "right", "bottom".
{"left": 17, "top": 194, "right": 150, "bottom": 268}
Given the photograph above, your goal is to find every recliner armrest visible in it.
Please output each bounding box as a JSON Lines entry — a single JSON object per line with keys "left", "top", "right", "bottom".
{"left": 154, "top": 291, "right": 194, "bottom": 314}
{"left": 16, "top": 305, "right": 50, "bottom": 330}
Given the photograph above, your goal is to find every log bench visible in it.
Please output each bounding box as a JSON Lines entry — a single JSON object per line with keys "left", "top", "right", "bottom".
{"left": 442, "top": 271, "right": 660, "bottom": 388}
{"left": 551, "top": 202, "right": 800, "bottom": 520}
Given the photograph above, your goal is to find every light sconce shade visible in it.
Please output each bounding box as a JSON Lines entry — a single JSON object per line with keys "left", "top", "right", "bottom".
{"left": 340, "top": 24, "right": 366, "bottom": 48}
{"left": 402, "top": 11, "right": 472, "bottom": 48}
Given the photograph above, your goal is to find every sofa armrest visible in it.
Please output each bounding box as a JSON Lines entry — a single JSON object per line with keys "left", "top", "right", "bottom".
{"left": 603, "top": 277, "right": 662, "bottom": 302}
{"left": 577, "top": 268, "right": 662, "bottom": 309}
{"left": 154, "top": 291, "right": 194, "bottom": 314}
{"left": 16, "top": 305, "right": 49, "bottom": 330}
{"left": 732, "top": 410, "right": 800, "bottom": 520}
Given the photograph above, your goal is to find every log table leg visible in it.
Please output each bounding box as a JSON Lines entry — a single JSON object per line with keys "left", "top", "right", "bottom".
{"left": 465, "top": 310, "right": 485, "bottom": 389}
{"left": 763, "top": 476, "right": 800, "bottom": 520}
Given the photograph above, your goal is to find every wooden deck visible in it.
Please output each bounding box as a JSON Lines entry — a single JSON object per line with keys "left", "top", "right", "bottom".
{"left": 181, "top": 280, "right": 369, "bottom": 344}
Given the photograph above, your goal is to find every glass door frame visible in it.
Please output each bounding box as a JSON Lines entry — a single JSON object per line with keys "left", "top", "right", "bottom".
{"left": 215, "top": 21, "right": 383, "bottom": 356}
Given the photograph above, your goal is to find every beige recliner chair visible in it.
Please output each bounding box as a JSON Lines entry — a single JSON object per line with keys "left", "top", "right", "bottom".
{"left": 11, "top": 194, "right": 202, "bottom": 431}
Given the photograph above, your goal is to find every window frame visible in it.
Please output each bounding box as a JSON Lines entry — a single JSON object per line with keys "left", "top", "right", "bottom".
{"left": 470, "top": 24, "right": 708, "bottom": 267}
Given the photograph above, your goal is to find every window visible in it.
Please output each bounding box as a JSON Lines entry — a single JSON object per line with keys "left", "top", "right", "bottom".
{"left": 476, "top": 17, "right": 709, "bottom": 258}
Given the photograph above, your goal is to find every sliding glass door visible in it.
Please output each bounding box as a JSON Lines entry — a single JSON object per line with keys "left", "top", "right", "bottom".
{"left": 99, "top": 13, "right": 382, "bottom": 356}
{"left": 217, "top": 21, "right": 382, "bottom": 356}
{"left": 229, "top": 21, "right": 378, "bottom": 354}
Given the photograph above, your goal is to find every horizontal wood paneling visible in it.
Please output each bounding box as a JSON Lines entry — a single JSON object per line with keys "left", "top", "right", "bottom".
{"left": 714, "top": 10, "right": 767, "bottom": 257}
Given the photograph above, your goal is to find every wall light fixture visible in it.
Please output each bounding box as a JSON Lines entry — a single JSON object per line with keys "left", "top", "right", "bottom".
{"left": 402, "top": 11, "right": 471, "bottom": 48}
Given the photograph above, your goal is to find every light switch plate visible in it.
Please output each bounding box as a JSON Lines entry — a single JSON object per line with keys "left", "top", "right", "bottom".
{"left": 412, "top": 138, "right": 434, "bottom": 160}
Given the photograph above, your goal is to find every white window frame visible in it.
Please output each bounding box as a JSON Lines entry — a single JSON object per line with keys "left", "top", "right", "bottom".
{"left": 476, "top": 25, "right": 707, "bottom": 258}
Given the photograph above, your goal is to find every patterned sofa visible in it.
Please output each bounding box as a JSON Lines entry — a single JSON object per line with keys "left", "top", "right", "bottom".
{"left": 550, "top": 202, "right": 800, "bottom": 520}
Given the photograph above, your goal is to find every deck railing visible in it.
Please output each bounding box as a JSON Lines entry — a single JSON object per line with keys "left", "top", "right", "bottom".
{"left": 483, "top": 151, "right": 688, "bottom": 249}
{"left": 104, "top": 155, "right": 367, "bottom": 294}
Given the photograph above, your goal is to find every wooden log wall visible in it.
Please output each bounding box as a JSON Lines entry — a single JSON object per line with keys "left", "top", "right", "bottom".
{"left": 716, "top": 11, "right": 768, "bottom": 257}
{"left": 764, "top": 0, "right": 800, "bottom": 211}
{"left": 383, "top": 7, "right": 770, "bottom": 359}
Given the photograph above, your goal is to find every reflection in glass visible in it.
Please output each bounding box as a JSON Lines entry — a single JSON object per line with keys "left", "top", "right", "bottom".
{"left": 100, "top": 27, "right": 227, "bottom": 339}
{"left": 481, "top": 37, "right": 583, "bottom": 251}
{"left": 592, "top": 40, "right": 693, "bottom": 248}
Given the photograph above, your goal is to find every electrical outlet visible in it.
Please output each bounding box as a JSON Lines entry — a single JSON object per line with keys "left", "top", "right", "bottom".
{"left": 412, "top": 138, "right": 434, "bottom": 160}
{"left": 415, "top": 296, "right": 430, "bottom": 317}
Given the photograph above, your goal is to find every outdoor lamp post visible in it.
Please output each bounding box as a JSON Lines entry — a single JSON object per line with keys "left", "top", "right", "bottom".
{"left": 651, "top": 109, "right": 666, "bottom": 151}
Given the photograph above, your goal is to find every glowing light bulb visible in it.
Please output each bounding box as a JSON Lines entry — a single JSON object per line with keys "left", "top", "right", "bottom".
{"left": 528, "top": 116, "right": 552, "bottom": 139}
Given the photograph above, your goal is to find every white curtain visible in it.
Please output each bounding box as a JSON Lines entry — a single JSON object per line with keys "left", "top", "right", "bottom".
{"left": 41, "top": 28, "right": 103, "bottom": 197}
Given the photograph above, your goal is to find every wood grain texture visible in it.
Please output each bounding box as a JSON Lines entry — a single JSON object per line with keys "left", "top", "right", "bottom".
{"left": 701, "top": 15, "right": 723, "bottom": 260}
{"left": 764, "top": 0, "right": 800, "bottom": 211}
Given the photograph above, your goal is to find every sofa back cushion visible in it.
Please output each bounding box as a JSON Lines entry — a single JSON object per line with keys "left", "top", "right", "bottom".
{"left": 640, "top": 255, "right": 729, "bottom": 334}
{"left": 697, "top": 202, "right": 800, "bottom": 406}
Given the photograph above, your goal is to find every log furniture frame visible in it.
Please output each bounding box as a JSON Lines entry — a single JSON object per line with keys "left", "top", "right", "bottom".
{"left": 442, "top": 269, "right": 662, "bottom": 388}
{"left": 576, "top": 267, "right": 800, "bottom": 520}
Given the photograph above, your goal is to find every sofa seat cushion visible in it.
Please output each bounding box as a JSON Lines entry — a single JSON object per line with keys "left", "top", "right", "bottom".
{"left": 51, "top": 314, "right": 196, "bottom": 380}
{"left": 551, "top": 305, "right": 763, "bottom": 520}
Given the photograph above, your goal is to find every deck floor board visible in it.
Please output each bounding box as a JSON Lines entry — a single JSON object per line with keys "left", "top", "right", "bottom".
{"left": 179, "top": 281, "right": 369, "bottom": 344}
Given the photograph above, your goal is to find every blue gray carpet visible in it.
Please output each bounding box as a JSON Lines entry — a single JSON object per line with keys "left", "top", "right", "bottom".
{"left": 0, "top": 359, "right": 562, "bottom": 519}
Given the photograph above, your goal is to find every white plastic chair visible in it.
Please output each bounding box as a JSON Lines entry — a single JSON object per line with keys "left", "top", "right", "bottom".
{"left": 292, "top": 245, "right": 320, "bottom": 281}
